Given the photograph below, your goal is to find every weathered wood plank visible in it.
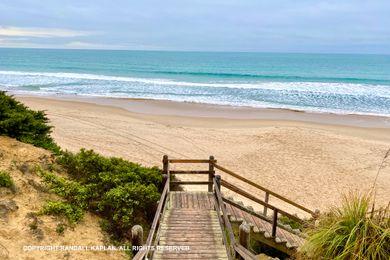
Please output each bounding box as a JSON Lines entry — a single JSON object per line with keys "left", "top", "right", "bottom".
{"left": 170, "top": 181, "right": 212, "bottom": 185}
{"left": 154, "top": 191, "right": 229, "bottom": 260}
{"left": 170, "top": 170, "right": 211, "bottom": 174}
{"left": 168, "top": 159, "right": 214, "bottom": 163}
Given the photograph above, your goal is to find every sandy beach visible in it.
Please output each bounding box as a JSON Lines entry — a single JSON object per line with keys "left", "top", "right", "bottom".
{"left": 16, "top": 95, "right": 390, "bottom": 216}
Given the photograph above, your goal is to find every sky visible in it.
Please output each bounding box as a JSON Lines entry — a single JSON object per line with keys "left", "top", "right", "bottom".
{"left": 0, "top": 0, "right": 389, "bottom": 54}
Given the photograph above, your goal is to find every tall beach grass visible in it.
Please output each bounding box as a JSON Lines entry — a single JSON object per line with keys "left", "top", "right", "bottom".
{"left": 301, "top": 192, "right": 389, "bottom": 259}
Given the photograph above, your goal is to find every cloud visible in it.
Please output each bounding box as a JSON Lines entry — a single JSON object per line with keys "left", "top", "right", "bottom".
{"left": 1, "top": 1, "right": 389, "bottom": 53}
{"left": 0, "top": 26, "right": 93, "bottom": 38}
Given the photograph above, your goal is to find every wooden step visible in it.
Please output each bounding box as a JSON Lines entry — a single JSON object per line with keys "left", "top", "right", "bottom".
{"left": 155, "top": 191, "right": 228, "bottom": 259}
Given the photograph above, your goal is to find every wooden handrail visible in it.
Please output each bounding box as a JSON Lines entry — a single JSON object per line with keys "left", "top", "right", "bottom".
{"left": 222, "top": 197, "right": 306, "bottom": 238}
{"left": 170, "top": 180, "right": 212, "bottom": 185}
{"left": 169, "top": 170, "right": 211, "bottom": 174}
{"left": 137, "top": 155, "right": 312, "bottom": 259}
{"left": 213, "top": 177, "right": 236, "bottom": 259}
{"left": 133, "top": 180, "right": 169, "bottom": 260}
{"left": 168, "top": 159, "right": 216, "bottom": 163}
{"left": 164, "top": 156, "right": 315, "bottom": 216}
{"left": 235, "top": 244, "right": 257, "bottom": 260}
{"left": 214, "top": 177, "right": 257, "bottom": 260}
{"left": 221, "top": 179, "right": 306, "bottom": 241}
{"left": 214, "top": 163, "right": 315, "bottom": 216}
{"left": 221, "top": 179, "right": 303, "bottom": 223}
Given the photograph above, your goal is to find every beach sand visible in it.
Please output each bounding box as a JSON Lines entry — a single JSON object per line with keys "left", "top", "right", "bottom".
{"left": 16, "top": 95, "right": 390, "bottom": 216}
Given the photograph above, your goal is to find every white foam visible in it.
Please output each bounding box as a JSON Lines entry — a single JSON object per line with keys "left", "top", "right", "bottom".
{"left": 1, "top": 70, "right": 390, "bottom": 117}
{"left": 1, "top": 70, "right": 390, "bottom": 97}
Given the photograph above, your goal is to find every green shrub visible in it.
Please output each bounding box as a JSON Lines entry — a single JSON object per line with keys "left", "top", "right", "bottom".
{"left": 40, "top": 171, "right": 92, "bottom": 209}
{"left": 0, "top": 91, "right": 60, "bottom": 153}
{"left": 0, "top": 170, "right": 15, "bottom": 191}
{"left": 41, "top": 149, "right": 162, "bottom": 239}
{"left": 56, "top": 149, "right": 162, "bottom": 186}
{"left": 40, "top": 201, "right": 84, "bottom": 224}
{"left": 56, "top": 223, "right": 65, "bottom": 235}
{"left": 301, "top": 193, "right": 390, "bottom": 259}
{"left": 98, "top": 183, "right": 160, "bottom": 235}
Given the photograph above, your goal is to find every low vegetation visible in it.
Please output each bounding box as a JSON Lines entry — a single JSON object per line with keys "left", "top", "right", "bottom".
{"left": 0, "top": 91, "right": 60, "bottom": 153}
{"left": 40, "top": 201, "right": 84, "bottom": 224}
{"left": 301, "top": 192, "right": 390, "bottom": 259}
{"left": 0, "top": 170, "right": 15, "bottom": 191}
{"left": 2, "top": 92, "right": 389, "bottom": 259}
{"left": 1, "top": 92, "right": 162, "bottom": 249}
{"left": 39, "top": 149, "right": 162, "bottom": 239}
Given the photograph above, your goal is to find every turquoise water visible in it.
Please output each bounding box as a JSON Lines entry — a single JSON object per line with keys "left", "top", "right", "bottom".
{"left": 1, "top": 48, "right": 390, "bottom": 116}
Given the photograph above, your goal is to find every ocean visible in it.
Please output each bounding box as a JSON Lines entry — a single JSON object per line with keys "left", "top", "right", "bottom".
{"left": 1, "top": 48, "right": 390, "bottom": 116}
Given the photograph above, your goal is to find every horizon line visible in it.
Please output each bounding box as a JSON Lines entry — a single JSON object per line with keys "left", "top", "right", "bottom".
{"left": 0, "top": 46, "right": 389, "bottom": 56}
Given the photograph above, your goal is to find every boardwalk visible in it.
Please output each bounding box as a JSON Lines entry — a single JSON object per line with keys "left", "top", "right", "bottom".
{"left": 133, "top": 156, "right": 316, "bottom": 260}
{"left": 154, "top": 192, "right": 228, "bottom": 259}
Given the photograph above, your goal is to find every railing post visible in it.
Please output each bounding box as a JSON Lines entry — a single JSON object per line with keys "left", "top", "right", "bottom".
{"left": 238, "top": 222, "right": 250, "bottom": 260}
{"left": 215, "top": 175, "right": 221, "bottom": 193}
{"left": 272, "top": 209, "right": 278, "bottom": 237}
{"left": 208, "top": 155, "right": 215, "bottom": 192}
{"left": 163, "top": 155, "right": 169, "bottom": 174}
{"left": 263, "top": 192, "right": 269, "bottom": 216}
{"left": 163, "top": 155, "right": 170, "bottom": 192}
{"left": 131, "top": 225, "right": 143, "bottom": 256}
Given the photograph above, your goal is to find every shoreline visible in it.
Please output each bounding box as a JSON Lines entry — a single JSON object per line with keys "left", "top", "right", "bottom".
{"left": 13, "top": 93, "right": 390, "bottom": 129}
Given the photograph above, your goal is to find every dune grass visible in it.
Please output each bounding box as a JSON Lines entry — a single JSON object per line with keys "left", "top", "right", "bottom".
{"left": 301, "top": 192, "right": 389, "bottom": 259}
{"left": 0, "top": 170, "right": 16, "bottom": 192}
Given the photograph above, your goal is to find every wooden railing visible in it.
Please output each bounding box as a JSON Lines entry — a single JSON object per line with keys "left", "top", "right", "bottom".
{"left": 164, "top": 155, "right": 256, "bottom": 259}
{"left": 221, "top": 179, "right": 303, "bottom": 238}
{"left": 165, "top": 156, "right": 317, "bottom": 236}
{"left": 213, "top": 163, "right": 316, "bottom": 216}
{"left": 164, "top": 155, "right": 217, "bottom": 192}
{"left": 134, "top": 155, "right": 317, "bottom": 259}
{"left": 214, "top": 176, "right": 257, "bottom": 260}
{"left": 133, "top": 179, "right": 169, "bottom": 260}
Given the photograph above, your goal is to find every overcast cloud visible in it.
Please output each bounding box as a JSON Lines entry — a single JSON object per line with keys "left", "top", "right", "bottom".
{"left": 0, "top": 0, "right": 389, "bottom": 53}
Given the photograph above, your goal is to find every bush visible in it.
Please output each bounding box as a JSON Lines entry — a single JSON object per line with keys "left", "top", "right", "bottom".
{"left": 98, "top": 183, "right": 160, "bottom": 235}
{"left": 40, "top": 201, "right": 84, "bottom": 224}
{"left": 0, "top": 170, "right": 15, "bottom": 191}
{"left": 301, "top": 193, "right": 390, "bottom": 259}
{"left": 56, "top": 149, "right": 162, "bottom": 187}
{"left": 41, "top": 149, "right": 162, "bottom": 239}
{"left": 0, "top": 91, "right": 60, "bottom": 153}
{"left": 56, "top": 223, "right": 65, "bottom": 235}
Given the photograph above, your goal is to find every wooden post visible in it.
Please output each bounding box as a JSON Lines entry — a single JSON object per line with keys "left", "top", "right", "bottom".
{"left": 131, "top": 225, "right": 143, "bottom": 256}
{"left": 215, "top": 175, "right": 221, "bottom": 193}
{"left": 263, "top": 192, "right": 269, "bottom": 216}
{"left": 314, "top": 209, "right": 320, "bottom": 218}
{"left": 208, "top": 155, "right": 215, "bottom": 192}
{"left": 238, "top": 222, "right": 250, "bottom": 259}
{"left": 162, "top": 155, "right": 170, "bottom": 192}
{"left": 162, "top": 173, "right": 168, "bottom": 187}
{"left": 162, "top": 155, "right": 169, "bottom": 174}
{"left": 272, "top": 209, "right": 278, "bottom": 237}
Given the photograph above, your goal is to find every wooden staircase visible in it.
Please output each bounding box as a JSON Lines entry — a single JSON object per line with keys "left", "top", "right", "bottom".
{"left": 224, "top": 197, "right": 305, "bottom": 256}
{"left": 133, "top": 156, "right": 318, "bottom": 260}
{"left": 154, "top": 192, "right": 228, "bottom": 259}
